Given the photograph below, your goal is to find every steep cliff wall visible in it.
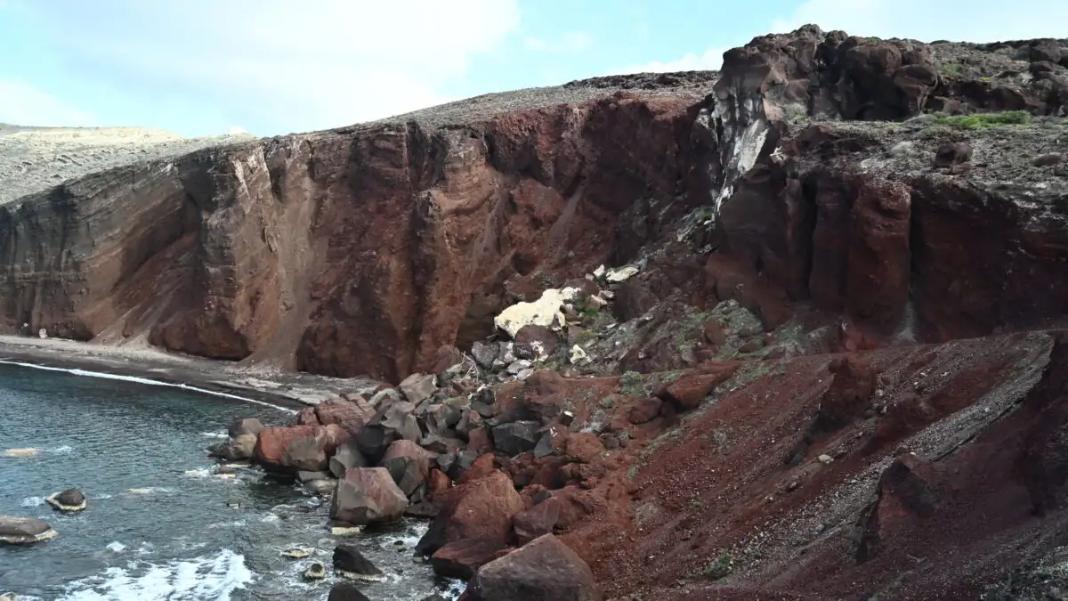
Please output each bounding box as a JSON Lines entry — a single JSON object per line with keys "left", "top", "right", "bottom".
{"left": 0, "top": 84, "right": 712, "bottom": 382}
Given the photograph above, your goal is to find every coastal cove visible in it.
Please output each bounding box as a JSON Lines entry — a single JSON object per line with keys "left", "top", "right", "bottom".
{"left": 0, "top": 357, "right": 456, "bottom": 600}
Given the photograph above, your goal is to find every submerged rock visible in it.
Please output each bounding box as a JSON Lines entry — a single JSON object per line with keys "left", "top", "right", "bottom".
{"left": 46, "top": 488, "right": 86, "bottom": 512}
{"left": 0, "top": 516, "right": 57, "bottom": 545}
{"left": 302, "top": 562, "right": 326, "bottom": 580}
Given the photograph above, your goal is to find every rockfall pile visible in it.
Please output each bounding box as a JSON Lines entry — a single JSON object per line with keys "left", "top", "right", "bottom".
{"left": 6, "top": 25, "right": 1068, "bottom": 601}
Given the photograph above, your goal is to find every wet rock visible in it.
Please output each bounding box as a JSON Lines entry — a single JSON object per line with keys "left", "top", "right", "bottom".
{"left": 0, "top": 516, "right": 57, "bottom": 545}
{"left": 381, "top": 439, "right": 435, "bottom": 498}
{"left": 210, "top": 432, "right": 258, "bottom": 461}
{"left": 302, "top": 562, "right": 326, "bottom": 580}
{"left": 934, "top": 142, "right": 972, "bottom": 168}
{"left": 400, "top": 373, "right": 438, "bottom": 404}
{"left": 46, "top": 488, "right": 86, "bottom": 512}
{"left": 327, "top": 582, "right": 371, "bottom": 601}
{"left": 465, "top": 534, "right": 601, "bottom": 601}
{"left": 330, "top": 467, "right": 408, "bottom": 526}
{"left": 281, "top": 546, "right": 313, "bottom": 559}
{"left": 297, "top": 470, "right": 332, "bottom": 482}
{"left": 333, "top": 543, "right": 385, "bottom": 581}
{"left": 417, "top": 470, "right": 523, "bottom": 557}
{"left": 491, "top": 421, "right": 541, "bottom": 456}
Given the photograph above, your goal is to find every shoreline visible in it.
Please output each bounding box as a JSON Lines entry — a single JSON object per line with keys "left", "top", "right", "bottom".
{"left": 0, "top": 336, "right": 383, "bottom": 412}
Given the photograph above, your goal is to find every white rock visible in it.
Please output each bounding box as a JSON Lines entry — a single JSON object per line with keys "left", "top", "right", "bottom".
{"left": 569, "top": 345, "right": 590, "bottom": 365}
{"left": 494, "top": 288, "right": 579, "bottom": 338}
{"left": 605, "top": 265, "right": 639, "bottom": 283}
{"left": 593, "top": 264, "right": 606, "bottom": 278}
{"left": 817, "top": 454, "right": 834, "bottom": 465}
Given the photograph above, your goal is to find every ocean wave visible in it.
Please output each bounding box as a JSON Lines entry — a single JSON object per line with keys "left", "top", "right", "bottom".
{"left": 125, "top": 487, "right": 175, "bottom": 496}
{"left": 182, "top": 467, "right": 212, "bottom": 478}
{"left": 49, "top": 444, "right": 74, "bottom": 454}
{"left": 106, "top": 541, "right": 127, "bottom": 553}
{"left": 57, "top": 549, "right": 253, "bottom": 601}
{"left": 20, "top": 495, "right": 45, "bottom": 507}
{"left": 200, "top": 431, "right": 228, "bottom": 439}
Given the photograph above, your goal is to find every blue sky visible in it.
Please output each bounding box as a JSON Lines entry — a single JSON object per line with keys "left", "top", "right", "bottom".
{"left": 1, "top": 0, "right": 1066, "bottom": 137}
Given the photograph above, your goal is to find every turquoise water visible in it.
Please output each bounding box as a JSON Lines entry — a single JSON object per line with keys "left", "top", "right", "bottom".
{"left": 0, "top": 363, "right": 456, "bottom": 600}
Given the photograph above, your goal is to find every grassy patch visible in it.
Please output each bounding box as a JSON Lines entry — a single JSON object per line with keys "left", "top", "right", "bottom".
{"left": 701, "top": 552, "right": 735, "bottom": 581}
{"left": 933, "top": 111, "right": 1032, "bottom": 129}
{"left": 619, "top": 370, "right": 646, "bottom": 396}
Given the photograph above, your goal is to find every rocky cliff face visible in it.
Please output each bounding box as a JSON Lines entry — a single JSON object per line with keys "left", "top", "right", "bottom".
{"left": 0, "top": 80, "right": 713, "bottom": 382}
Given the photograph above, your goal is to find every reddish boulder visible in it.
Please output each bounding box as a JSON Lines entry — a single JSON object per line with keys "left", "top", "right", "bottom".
{"left": 656, "top": 363, "right": 738, "bottom": 411}
{"left": 627, "top": 397, "right": 663, "bottom": 425}
{"left": 465, "top": 534, "right": 601, "bottom": 601}
{"left": 253, "top": 425, "right": 348, "bottom": 473}
{"left": 564, "top": 433, "right": 605, "bottom": 464}
{"left": 857, "top": 453, "right": 940, "bottom": 562}
{"left": 314, "top": 399, "right": 373, "bottom": 434}
{"left": 417, "top": 470, "right": 524, "bottom": 558}
{"left": 330, "top": 467, "right": 408, "bottom": 526}
{"left": 513, "top": 498, "right": 562, "bottom": 545}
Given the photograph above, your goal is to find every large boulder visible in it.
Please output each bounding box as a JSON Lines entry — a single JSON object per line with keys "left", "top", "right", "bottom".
{"left": 381, "top": 439, "right": 435, "bottom": 498}
{"left": 330, "top": 467, "right": 408, "bottom": 526}
{"left": 418, "top": 470, "right": 523, "bottom": 560}
{"left": 656, "top": 363, "right": 738, "bottom": 411}
{"left": 314, "top": 399, "right": 374, "bottom": 434}
{"left": 465, "top": 534, "right": 601, "bottom": 601}
{"left": 253, "top": 425, "right": 349, "bottom": 473}
{"left": 0, "top": 516, "right": 57, "bottom": 544}
{"left": 228, "top": 417, "right": 264, "bottom": 438}
{"left": 431, "top": 539, "right": 508, "bottom": 579}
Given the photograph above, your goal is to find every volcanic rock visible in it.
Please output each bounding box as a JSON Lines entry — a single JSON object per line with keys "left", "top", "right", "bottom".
{"left": 327, "top": 582, "right": 371, "bottom": 601}
{"left": 0, "top": 516, "right": 57, "bottom": 545}
{"left": 381, "top": 439, "right": 435, "bottom": 498}
{"left": 465, "top": 534, "right": 601, "bottom": 601}
{"left": 46, "top": 488, "right": 86, "bottom": 512}
{"left": 399, "top": 373, "right": 438, "bottom": 404}
{"left": 491, "top": 421, "right": 542, "bottom": 455}
{"left": 333, "top": 543, "right": 385, "bottom": 581}
{"left": 417, "top": 470, "right": 523, "bottom": 558}
{"left": 330, "top": 467, "right": 408, "bottom": 526}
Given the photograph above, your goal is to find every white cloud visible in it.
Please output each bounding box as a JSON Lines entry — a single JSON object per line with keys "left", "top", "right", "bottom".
{"left": 0, "top": 80, "right": 96, "bottom": 127}
{"left": 524, "top": 31, "right": 594, "bottom": 54}
{"left": 625, "top": 47, "right": 726, "bottom": 74}
{"left": 13, "top": 0, "right": 520, "bottom": 134}
{"left": 771, "top": 0, "right": 1068, "bottom": 42}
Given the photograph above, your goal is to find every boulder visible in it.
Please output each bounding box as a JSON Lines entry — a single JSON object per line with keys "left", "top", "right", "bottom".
{"left": 253, "top": 425, "right": 348, "bottom": 473}
{"left": 491, "top": 421, "right": 541, "bottom": 456}
{"left": 417, "top": 470, "right": 523, "bottom": 557}
{"left": 302, "top": 562, "right": 326, "bottom": 580}
{"left": 0, "top": 516, "right": 57, "bottom": 545}
{"left": 857, "top": 453, "right": 940, "bottom": 562}
{"left": 210, "top": 432, "right": 258, "bottom": 461}
{"left": 381, "top": 439, "right": 435, "bottom": 498}
{"left": 432, "top": 539, "right": 509, "bottom": 579}
{"left": 934, "top": 142, "right": 972, "bottom": 168}
{"left": 495, "top": 288, "right": 578, "bottom": 338}
{"left": 431, "top": 345, "right": 465, "bottom": 374}
{"left": 333, "top": 543, "right": 385, "bottom": 581}
{"left": 228, "top": 417, "right": 264, "bottom": 438}
{"left": 512, "top": 498, "right": 562, "bottom": 545}
{"left": 656, "top": 364, "right": 738, "bottom": 411}
{"left": 515, "top": 325, "right": 560, "bottom": 360}
{"left": 471, "top": 342, "right": 500, "bottom": 369}
{"left": 329, "top": 440, "right": 369, "bottom": 478}
{"left": 627, "top": 397, "right": 662, "bottom": 425}
{"left": 564, "top": 433, "right": 604, "bottom": 464}
{"left": 466, "top": 534, "right": 601, "bottom": 601}
{"left": 327, "top": 582, "right": 371, "bottom": 601}
{"left": 400, "top": 373, "right": 438, "bottom": 404}
{"left": 46, "top": 488, "right": 86, "bottom": 512}
{"left": 314, "top": 399, "right": 373, "bottom": 434}
{"left": 330, "top": 467, "right": 408, "bottom": 525}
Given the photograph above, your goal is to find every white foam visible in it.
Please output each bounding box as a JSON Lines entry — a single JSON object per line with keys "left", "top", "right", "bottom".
{"left": 0, "top": 359, "right": 295, "bottom": 414}
{"left": 20, "top": 495, "right": 45, "bottom": 507}
{"left": 106, "top": 541, "right": 127, "bottom": 553}
{"left": 58, "top": 549, "right": 253, "bottom": 601}
{"left": 126, "top": 487, "right": 175, "bottom": 496}
{"left": 182, "top": 468, "right": 211, "bottom": 479}
{"left": 200, "top": 431, "right": 228, "bottom": 439}
{"left": 49, "top": 444, "right": 74, "bottom": 454}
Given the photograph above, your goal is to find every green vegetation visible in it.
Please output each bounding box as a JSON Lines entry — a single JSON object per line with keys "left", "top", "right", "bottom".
{"left": 932, "top": 111, "right": 1032, "bottom": 129}
{"left": 619, "top": 370, "right": 645, "bottom": 396}
{"left": 702, "top": 552, "right": 735, "bottom": 581}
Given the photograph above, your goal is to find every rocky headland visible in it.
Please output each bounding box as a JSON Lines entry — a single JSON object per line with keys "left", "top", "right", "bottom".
{"left": 3, "top": 25, "right": 1068, "bottom": 601}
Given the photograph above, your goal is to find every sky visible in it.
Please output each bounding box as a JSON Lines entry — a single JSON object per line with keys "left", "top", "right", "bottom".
{"left": 1, "top": 0, "right": 1066, "bottom": 137}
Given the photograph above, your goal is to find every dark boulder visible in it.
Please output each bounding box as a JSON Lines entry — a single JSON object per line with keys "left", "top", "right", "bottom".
{"left": 333, "top": 543, "right": 385, "bottom": 581}
{"left": 491, "top": 421, "right": 541, "bottom": 456}
{"left": 327, "top": 582, "right": 371, "bottom": 601}
{"left": 46, "top": 488, "right": 86, "bottom": 512}
{"left": 0, "top": 516, "right": 57, "bottom": 545}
